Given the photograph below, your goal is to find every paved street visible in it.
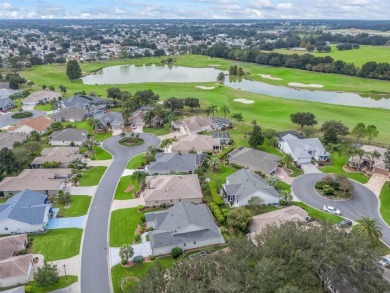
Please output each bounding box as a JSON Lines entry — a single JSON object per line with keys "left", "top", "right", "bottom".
{"left": 292, "top": 173, "right": 390, "bottom": 245}
{"left": 0, "top": 110, "right": 46, "bottom": 128}
{"left": 80, "top": 133, "right": 160, "bottom": 293}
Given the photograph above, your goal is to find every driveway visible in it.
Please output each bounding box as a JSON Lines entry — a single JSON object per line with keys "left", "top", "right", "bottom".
{"left": 292, "top": 173, "right": 390, "bottom": 245}
{"left": 111, "top": 198, "right": 145, "bottom": 211}
{"left": 0, "top": 110, "right": 46, "bottom": 128}
{"left": 48, "top": 211, "right": 85, "bottom": 229}
{"left": 80, "top": 133, "right": 160, "bottom": 293}
{"left": 301, "top": 163, "right": 322, "bottom": 174}
{"left": 65, "top": 186, "right": 97, "bottom": 196}
{"left": 109, "top": 242, "right": 152, "bottom": 267}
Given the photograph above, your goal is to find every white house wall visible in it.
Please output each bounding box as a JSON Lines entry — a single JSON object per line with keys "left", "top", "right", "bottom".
{"left": 0, "top": 218, "right": 45, "bottom": 235}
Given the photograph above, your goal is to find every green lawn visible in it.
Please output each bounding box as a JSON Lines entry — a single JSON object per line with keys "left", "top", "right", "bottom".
{"left": 287, "top": 162, "right": 304, "bottom": 177}
{"left": 277, "top": 181, "right": 291, "bottom": 193}
{"left": 206, "top": 164, "right": 237, "bottom": 189}
{"left": 274, "top": 45, "right": 390, "bottom": 67}
{"left": 26, "top": 276, "right": 78, "bottom": 293}
{"left": 29, "top": 228, "right": 83, "bottom": 261}
{"left": 111, "top": 257, "right": 174, "bottom": 293}
{"left": 320, "top": 152, "right": 369, "bottom": 183}
{"left": 143, "top": 124, "right": 171, "bottom": 136}
{"left": 110, "top": 208, "right": 142, "bottom": 247}
{"left": 93, "top": 132, "right": 113, "bottom": 142}
{"left": 126, "top": 154, "right": 146, "bottom": 169}
{"left": 380, "top": 182, "right": 390, "bottom": 226}
{"left": 115, "top": 175, "right": 139, "bottom": 200}
{"left": 91, "top": 146, "right": 112, "bottom": 160}
{"left": 54, "top": 195, "right": 91, "bottom": 217}
{"left": 79, "top": 166, "right": 107, "bottom": 186}
{"left": 34, "top": 103, "right": 52, "bottom": 112}
{"left": 61, "top": 120, "right": 92, "bottom": 132}
{"left": 292, "top": 202, "right": 343, "bottom": 224}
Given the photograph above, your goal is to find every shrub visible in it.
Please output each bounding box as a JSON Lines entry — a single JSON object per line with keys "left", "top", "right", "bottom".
{"left": 149, "top": 255, "right": 155, "bottom": 261}
{"left": 25, "top": 285, "right": 33, "bottom": 293}
{"left": 132, "top": 255, "right": 144, "bottom": 264}
{"left": 214, "top": 209, "right": 225, "bottom": 224}
{"left": 11, "top": 111, "right": 33, "bottom": 119}
{"left": 121, "top": 259, "right": 127, "bottom": 265}
{"left": 134, "top": 234, "right": 141, "bottom": 242}
{"left": 315, "top": 181, "right": 325, "bottom": 189}
{"left": 209, "top": 181, "right": 224, "bottom": 206}
{"left": 140, "top": 214, "right": 146, "bottom": 223}
{"left": 323, "top": 185, "right": 335, "bottom": 196}
{"left": 171, "top": 247, "right": 183, "bottom": 259}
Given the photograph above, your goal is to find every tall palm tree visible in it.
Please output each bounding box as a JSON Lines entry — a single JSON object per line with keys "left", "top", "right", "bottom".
{"left": 368, "top": 150, "right": 381, "bottom": 171}
{"left": 132, "top": 171, "right": 147, "bottom": 188}
{"left": 355, "top": 217, "right": 382, "bottom": 245}
{"left": 205, "top": 105, "right": 218, "bottom": 117}
{"left": 279, "top": 190, "right": 293, "bottom": 205}
{"left": 355, "top": 148, "right": 367, "bottom": 170}
{"left": 207, "top": 157, "right": 221, "bottom": 171}
{"left": 143, "top": 109, "right": 155, "bottom": 127}
{"left": 220, "top": 105, "right": 230, "bottom": 118}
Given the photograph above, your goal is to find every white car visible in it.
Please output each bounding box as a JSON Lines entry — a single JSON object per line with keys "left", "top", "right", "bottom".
{"left": 322, "top": 206, "right": 341, "bottom": 215}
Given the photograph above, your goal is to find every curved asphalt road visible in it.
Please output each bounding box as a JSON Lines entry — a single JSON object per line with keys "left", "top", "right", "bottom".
{"left": 0, "top": 110, "right": 46, "bottom": 128}
{"left": 80, "top": 133, "right": 160, "bottom": 293}
{"left": 292, "top": 173, "right": 390, "bottom": 245}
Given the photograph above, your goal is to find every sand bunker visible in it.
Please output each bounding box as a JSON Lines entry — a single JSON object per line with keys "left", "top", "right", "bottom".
{"left": 233, "top": 98, "right": 254, "bottom": 104}
{"left": 124, "top": 185, "right": 135, "bottom": 193}
{"left": 288, "top": 82, "right": 324, "bottom": 88}
{"left": 208, "top": 64, "right": 221, "bottom": 67}
{"left": 258, "top": 74, "right": 282, "bottom": 81}
{"left": 195, "top": 86, "right": 215, "bottom": 90}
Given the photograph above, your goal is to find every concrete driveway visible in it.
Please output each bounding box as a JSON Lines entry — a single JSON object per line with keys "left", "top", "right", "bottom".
{"left": 301, "top": 163, "right": 322, "bottom": 174}
{"left": 292, "top": 173, "right": 390, "bottom": 245}
{"left": 110, "top": 242, "right": 152, "bottom": 267}
{"left": 48, "top": 215, "right": 85, "bottom": 229}
{"left": 0, "top": 110, "right": 46, "bottom": 128}
{"left": 80, "top": 133, "right": 160, "bottom": 293}
{"left": 65, "top": 186, "right": 97, "bottom": 196}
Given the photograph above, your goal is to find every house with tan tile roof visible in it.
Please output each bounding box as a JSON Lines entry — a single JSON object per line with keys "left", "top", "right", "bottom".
{"left": 172, "top": 116, "right": 214, "bottom": 135}
{"left": 0, "top": 132, "right": 28, "bottom": 149}
{"left": 0, "top": 234, "right": 28, "bottom": 261}
{"left": 0, "top": 254, "right": 33, "bottom": 288}
{"left": 30, "top": 147, "right": 82, "bottom": 169}
{"left": 168, "top": 134, "right": 221, "bottom": 154}
{"left": 23, "top": 90, "right": 61, "bottom": 106}
{"left": 142, "top": 174, "right": 203, "bottom": 207}
{"left": 7, "top": 116, "right": 52, "bottom": 134}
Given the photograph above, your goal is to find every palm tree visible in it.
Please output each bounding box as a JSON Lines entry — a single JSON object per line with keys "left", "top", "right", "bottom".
{"left": 132, "top": 171, "right": 147, "bottom": 188}
{"left": 355, "top": 148, "right": 367, "bottom": 170}
{"left": 220, "top": 105, "right": 230, "bottom": 118}
{"left": 163, "top": 109, "right": 175, "bottom": 125}
{"left": 205, "top": 105, "right": 218, "bottom": 117}
{"left": 143, "top": 109, "right": 155, "bottom": 127}
{"left": 284, "top": 153, "right": 294, "bottom": 169}
{"left": 267, "top": 176, "right": 281, "bottom": 188}
{"left": 355, "top": 217, "right": 382, "bottom": 245}
{"left": 207, "top": 157, "right": 221, "bottom": 171}
{"left": 119, "top": 244, "right": 134, "bottom": 262}
{"left": 367, "top": 150, "right": 381, "bottom": 171}
{"left": 279, "top": 190, "right": 293, "bottom": 205}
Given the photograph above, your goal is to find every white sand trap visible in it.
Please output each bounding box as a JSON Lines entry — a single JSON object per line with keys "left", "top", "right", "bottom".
{"left": 233, "top": 98, "right": 254, "bottom": 104}
{"left": 208, "top": 64, "right": 221, "bottom": 67}
{"left": 258, "top": 74, "right": 282, "bottom": 81}
{"left": 195, "top": 86, "right": 215, "bottom": 90}
{"left": 288, "top": 82, "right": 324, "bottom": 88}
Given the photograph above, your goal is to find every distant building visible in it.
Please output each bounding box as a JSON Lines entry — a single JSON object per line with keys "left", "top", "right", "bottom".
{"left": 49, "top": 128, "right": 88, "bottom": 146}
{"left": 51, "top": 107, "right": 88, "bottom": 122}
{"left": 7, "top": 116, "right": 52, "bottom": 134}
{"left": 168, "top": 134, "right": 221, "bottom": 153}
{"left": 23, "top": 90, "right": 61, "bottom": 106}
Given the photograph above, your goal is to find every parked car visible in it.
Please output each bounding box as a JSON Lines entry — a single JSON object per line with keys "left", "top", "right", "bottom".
{"left": 379, "top": 256, "right": 390, "bottom": 268}
{"left": 322, "top": 206, "right": 341, "bottom": 215}
{"left": 337, "top": 219, "right": 352, "bottom": 228}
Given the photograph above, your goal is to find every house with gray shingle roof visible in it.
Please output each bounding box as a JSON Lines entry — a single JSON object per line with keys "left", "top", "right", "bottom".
{"left": 0, "top": 190, "right": 52, "bottom": 235}
{"left": 61, "top": 95, "right": 113, "bottom": 115}
{"left": 0, "top": 97, "right": 15, "bottom": 111}
{"left": 145, "top": 202, "right": 225, "bottom": 256}
{"left": 51, "top": 107, "right": 88, "bottom": 122}
{"left": 222, "top": 169, "right": 280, "bottom": 207}
{"left": 95, "top": 112, "right": 124, "bottom": 130}
{"left": 49, "top": 128, "right": 88, "bottom": 146}
{"left": 227, "top": 147, "right": 281, "bottom": 175}
{"left": 146, "top": 153, "right": 205, "bottom": 175}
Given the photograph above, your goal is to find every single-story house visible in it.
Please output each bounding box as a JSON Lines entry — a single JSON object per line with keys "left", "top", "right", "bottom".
{"left": 277, "top": 131, "right": 304, "bottom": 141}
{"left": 30, "top": 147, "right": 82, "bottom": 169}
{"left": 95, "top": 112, "right": 124, "bottom": 130}
{"left": 248, "top": 206, "right": 309, "bottom": 243}
{"left": 348, "top": 145, "right": 389, "bottom": 176}
{"left": 222, "top": 169, "right": 280, "bottom": 207}
{"left": 172, "top": 116, "right": 214, "bottom": 135}
{"left": 227, "top": 147, "right": 281, "bottom": 175}
{"left": 49, "top": 128, "right": 88, "bottom": 146}
{"left": 211, "top": 117, "right": 232, "bottom": 130}
{"left": 61, "top": 95, "right": 113, "bottom": 114}
{"left": 211, "top": 131, "right": 231, "bottom": 144}
{"left": 168, "top": 135, "right": 221, "bottom": 154}
{"left": 0, "top": 190, "right": 52, "bottom": 235}
{"left": 0, "top": 168, "right": 72, "bottom": 197}
{"left": 7, "top": 116, "right": 52, "bottom": 135}
{"left": 142, "top": 174, "right": 203, "bottom": 207}
{"left": 0, "top": 89, "right": 19, "bottom": 99}
{"left": 51, "top": 107, "right": 88, "bottom": 122}
{"left": 146, "top": 153, "right": 205, "bottom": 175}
{"left": 0, "top": 97, "right": 15, "bottom": 112}
{"left": 129, "top": 108, "right": 146, "bottom": 127}
{"left": 0, "top": 132, "right": 28, "bottom": 149}
{"left": 278, "top": 133, "right": 329, "bottom": 164}
{"left": 0, "top": 234, "right": 28, "bottom": 260}
{"left": 22, "top": 90, "right": 61, "bottom": 106}
{"left": 145, "top": 202, "right": 225, "bottom": 256}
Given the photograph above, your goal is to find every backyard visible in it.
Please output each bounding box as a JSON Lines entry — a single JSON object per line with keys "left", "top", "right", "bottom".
{"left": 29, "top": 228, "right": 83, "bottom": 261}
{"left": 79, "top": 166, "right": 107, "bottom": 186}
{"left": 53, "top": 195, "right": 91, "bottom": 217}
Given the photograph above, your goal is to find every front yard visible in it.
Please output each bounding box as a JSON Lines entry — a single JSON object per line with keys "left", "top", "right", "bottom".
{"left": 110, "top": 208, "right": 142, "bottom": 247}
{"left": 143, "top": 124, "right": 171, "bottom": 136}
{"left": 27, "top": 276, "right": 78, "bottom": 293}
{"left": 53, "top": 195, "right": 91, "bottom": 217}
{"left": 91, "top": 146, "right": 112, "bottom": 160}
{"left": 126, "top": 154, "right": 146, "bottom": 169}
{"left": 114, "top": 176, "right": 139, "bottom": 200}
{"left": 29, "top": 228, "right": 83, "bottom": 261}
{"left": 380, "top": 182, "right": 390, "bottom": 226}
{"left": 79, "top": 166, "right": 107, "bottom": 186}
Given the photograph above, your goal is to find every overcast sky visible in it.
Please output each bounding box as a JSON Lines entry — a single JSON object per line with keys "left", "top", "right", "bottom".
{"left": 0, "top": 0, "right": 387, "bottom": 20}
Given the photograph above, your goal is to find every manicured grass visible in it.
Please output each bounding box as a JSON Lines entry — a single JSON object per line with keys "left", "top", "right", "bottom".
{"left": 54, "top": 195, "right": 91, "bottom": 217}
{"left": 115, "top": 176, "right": 139, "bottom": 200}
{"left": 287, "top": 162, "right": 304, "bottom": 177}
{"left": 258, "top": 141, "right": 283, "bottom": 156}
{"left": 380, "top": 182, "right": 390, "bottom": 226}
{"left": 79, "top": 166, "right": 107, "bottom": 186}
{"left": 206, "top": 164, "right": 237, "bottom": 189}
{"left": 111, "top": 257, "right": 174, "bottom": 293}
{"left": 292, "top": 202, "right": 343, "bottom": 224}
{"left": 61, "top": 120, "right": 92, "bottom": 132}
{"left": 34, "top": 103, "right": 52, "bottom": 111}
{"left": 277, "top": 181, "right": 291, "bottom": 193}
{"left": 92, "top": 146, "right": 112, "bottom": 160}
{"left": 27, "top": 276, "right": 78, "bottom": 293}
{"left": 320, "top": 152, "right": 369, "bottom": 183}
{"left": 110, "top": 208, "right": 141, "bottom": 247}
{"left": 127, "top": 154, "right": 146, "bottom": 169}
{"left": 29, "top": 228, "right": 82, "bottom": 261}
{"left": 143, "top": 124, "right": 171, "bottom": 136}
{"left": 93, "top": 131, "right": 113, "bottom": 142}
{"left": 274, "top": 45, "right": 390, "bottom": 67}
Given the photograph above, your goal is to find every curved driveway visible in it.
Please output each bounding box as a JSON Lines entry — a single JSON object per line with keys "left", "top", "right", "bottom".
{"left": 0, "top": 110, "right": 46, "bottom": 128}
{"left": 292, "top": 174, "right": 390, "bottom": 245}
{"left": 80, "top": 133, "right": 160, "bottom": 293}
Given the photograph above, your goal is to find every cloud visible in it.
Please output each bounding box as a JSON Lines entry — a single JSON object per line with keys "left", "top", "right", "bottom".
{"left": 276, "top": 3, "right": 292, "bottom": 10}
{"left": 113, "top": 6, "right": 126, "bottom": 14}
{"left": 1, "top": 2, "right": 12, "bottom": 9}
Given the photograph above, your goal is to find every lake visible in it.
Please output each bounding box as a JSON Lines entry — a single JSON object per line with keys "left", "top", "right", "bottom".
{"left": 82, "top": 64, "right": 390, "bottom": 109}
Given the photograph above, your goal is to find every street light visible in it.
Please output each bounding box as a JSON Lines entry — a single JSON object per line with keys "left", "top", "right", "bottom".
{"left": 63, "top": 264, "right": 67, "bottom": 280}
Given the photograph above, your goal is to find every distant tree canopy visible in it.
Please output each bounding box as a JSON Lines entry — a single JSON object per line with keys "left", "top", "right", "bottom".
{"left": 66, "top": 60, "right": 82, "bottom": 80}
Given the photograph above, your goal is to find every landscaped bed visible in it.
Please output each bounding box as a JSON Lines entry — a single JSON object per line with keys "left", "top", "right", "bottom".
{"left": 119, "top": 136, "right": 144, "bottom": 146}
{"left": 26, "top": 275, "right": 78, "bottom": 293}
{"left": 53, "top": 195, "right": 91, "bottom": 217}
{"left": 315, "top": 174, "right": 354, "bottom": 200}
{"left": 11, "top": 111, "right": 33, "bottom": 119}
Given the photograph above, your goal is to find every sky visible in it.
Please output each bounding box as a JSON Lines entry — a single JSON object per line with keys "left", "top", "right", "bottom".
{"left": 0, "top": 0, "right": 388, "bottom": 20}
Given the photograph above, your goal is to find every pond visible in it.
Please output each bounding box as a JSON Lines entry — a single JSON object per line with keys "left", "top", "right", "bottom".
{"left": 82, "top": 64, "right": 390, "bottom": 109}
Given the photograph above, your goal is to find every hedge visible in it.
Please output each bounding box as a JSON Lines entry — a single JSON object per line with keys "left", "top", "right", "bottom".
{"left": 209, "top": 181, "right": 224, "bottom": 206}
